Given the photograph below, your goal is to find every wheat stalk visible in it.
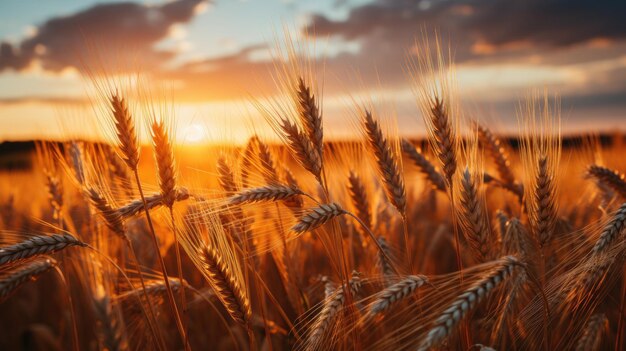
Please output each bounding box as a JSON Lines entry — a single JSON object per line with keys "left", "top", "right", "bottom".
{"left": 0, "top": 234, "right": 85, "bottom": 266}
{"left": 417, "top": 256, "right": 520, "bottom": 351}
{"left": 495, "top": 210, "right": 508, "bottom": 243}
{"left": 362, "top": 109, "right": 406, "bottom": 215}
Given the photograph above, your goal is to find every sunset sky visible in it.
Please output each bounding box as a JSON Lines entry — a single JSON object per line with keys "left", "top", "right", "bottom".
{"left": 0, "top": 0, "right": 625, "bottom": 143}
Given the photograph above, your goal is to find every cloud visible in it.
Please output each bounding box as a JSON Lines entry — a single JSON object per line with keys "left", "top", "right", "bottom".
{"left": 308, "top": 0, "right": 626, "bottom": 49}
{"left": 290, "top": 0, "right": 626, "bottom": 104}
{"left": 461, "top": 0, "right": 626, "bottom": 48}
{"left": 305, "top": 0, "right": 626, "bottom": 75}
{"left": 163, "top": 44, "right": 277, "bottom": 100}
{"left": 0, "top": 0, "right": 208, "bottom": 72}
{"left": 1, "top": 0, "right": 625, "bottom": 113}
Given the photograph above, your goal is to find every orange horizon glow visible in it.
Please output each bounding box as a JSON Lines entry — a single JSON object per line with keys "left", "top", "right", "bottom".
{"left": 2, "top": 59, "right": 626, "bottom": 145}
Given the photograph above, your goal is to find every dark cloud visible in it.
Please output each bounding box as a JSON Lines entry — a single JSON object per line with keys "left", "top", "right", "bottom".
{"left": 462, "top": 0, "right": 626, "bottom": 48}
{"left": 309, "top": 0, "right": 626, "bottom": 49}
{"left": 305, "top": 0, "right": 626, "bottom": 74}
{"left": 297, "top": 0, "right": 626, "bottom": 93}
{"left": 0, "top": 0, "right": 207, "bottom": 72}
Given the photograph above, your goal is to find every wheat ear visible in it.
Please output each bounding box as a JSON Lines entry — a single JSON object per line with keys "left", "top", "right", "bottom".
{"left": 321, "top": 276, "right": 336, "bottom": 299}
{"left": 591, "top": 201, "right": 626, "bottom": 255}
{"left": 362, "top": 109, "right": 406, "bottom": 215}
{"left": 368, "top": 274, "right": 429, "bottom": 316}
{"left": 198, "top": 245, "right": 251, "bottom": 325}
{"left": 229, "top": 184, "right": 304, "bottom": 205}
{"left": 375, "top": 236, "right": 395, "bottom": 279}
{"left": 240, "top": 136, "right": 258, "bottom": 188}
{"left": 417, "top": 256, "right": 520, "bottom": 351}
{"left": 296, "top": 77, "right": 323, "bottom": 162}
{"left": 281, "top": 166, "right": 305, "bottom": 209}
{"left": 44, "top": 172, "right": 63, "bottom": 220}
{"left": 103, "top": 144, "right": 134, "bottom": 196}
{"left": 307, "top": 271, "right": 361, "bottom": 348}
{"left": 0, "top": 257, "right": 57, "bottom": 300}
{"left": 401, "top": 139, "right": 446, "bottom": 192}
{"left": 93, "top": 297, "right": 128, "bottom": 351}
{"left": 279, "top": 117, "right": 322, "bottom": 181}
{"left": 256, "top": 138, "right": 280, "bottom": 183}
{"left": 531, "top": 155, "right": 558, "bottom": 247}
{"left": 118, "top": 278, "right": 185, "bottom": 301}
{"left": 575, "top": 313, "right": 608, "bottom": 351}
{"left": 489, "top": 270, "right": 527, "bottom": 345}
{"left": 85, "top": 187, "right": 126, "bottom": 239}
{"left": 217, "top": 156, "right": 238, "bottom": 193}
{"left": 292, "top": 203, "right": 346, "bottom": 233}
{"left": 587, "top": 165, "right": 626, "bottom": 199}
{"left": 458, "top": 168, "right": 490, "bottom": 262}
{"left": 348, "top": 171, "right": 372, "bottom": 229}
{"left": 117, "top": 188, "right": 190, "bottom": 219}
{"left": 475, "top": 123, "right": 516, "bottom": 186}
{"left": 111, "top": 94, "right": 186, "bottom": 348}
{"left": 69, "top": 141, "right": 85, "bottom": 185}
{"left": 151, "top": 120, "right": 177, "bottom": 208}
{"left": 501, "top": 218, "right": 533, "bottom": 257}
{"left": 426, "top": 96, "right": 457, "bottom": 185}
{"left": 0, "top": 234, "right": 85, "bottom": 266}
{"left": 110, "top": 94, "right": 139, "bottom": 170}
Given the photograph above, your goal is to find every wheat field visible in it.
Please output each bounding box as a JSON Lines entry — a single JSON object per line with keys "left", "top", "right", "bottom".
{"left": 0, "top": 41, "right": 625, "bottom": 351}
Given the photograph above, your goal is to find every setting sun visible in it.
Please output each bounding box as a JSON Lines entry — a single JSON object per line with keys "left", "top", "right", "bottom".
{"left": 181, "top": 123, "right": 206, "bottom": 144}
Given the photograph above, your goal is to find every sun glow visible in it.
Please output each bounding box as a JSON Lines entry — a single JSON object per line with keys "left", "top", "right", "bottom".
{"left": 181, "top": 123, "right": 207, "bottom": 144}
